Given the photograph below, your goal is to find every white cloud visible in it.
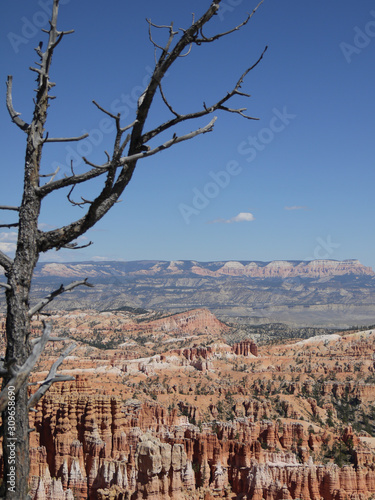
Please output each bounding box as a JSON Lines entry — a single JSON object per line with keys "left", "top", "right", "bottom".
{"left": 91, "top": 256, "right": 111, "bottom": 261}
{"left": 284, "top": 205, "right": 309, "bottom": 211}
{"left": 38, "top": 252, "right": 72, "bottom": 263}
{"left": 0, "top": 242, "right": 16, "bottom": 253}
{"left": 209, "top": 212, "right": 255, "bottom": 224}
{"left": 230, "top": 212, "right": 255, "bottom": 222}
{"left": 38, "top": 222, "right": 56, "bottom": 230}
{"left": 0, "top": 232, "right": 17, "bottom": 254}
{"left": 0, "top": 232, "right": 17, "bottom": 242}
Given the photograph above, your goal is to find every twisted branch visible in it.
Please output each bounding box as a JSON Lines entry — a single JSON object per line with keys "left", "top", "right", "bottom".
{"left": 0, "top": 324, "right": 52, "bottom": 412}
{"left": 28, "top": 279, "right": 94, "bottom": 318}
{"left": 0, "top": 250, "right": 13, "bottom": 272}
{"left": 6, "top": 76, "right": 30, "bottom": 131}
{"left": 141, "top": 45, "right": 267, "bottom": 145}
{"left": 28, "top": 342, "right": 77, "bottom": 409}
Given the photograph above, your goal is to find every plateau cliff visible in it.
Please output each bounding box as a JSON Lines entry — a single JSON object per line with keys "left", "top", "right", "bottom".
{"left": 7, "top": 259, "right": 373, "bottom": 328}
{"left": 29, "top": 259, "right": 375, "bottom": 279}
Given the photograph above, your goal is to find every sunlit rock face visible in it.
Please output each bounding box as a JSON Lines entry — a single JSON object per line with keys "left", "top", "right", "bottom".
{"left": 25, "top": 378, "right": 375, "bottom": 500}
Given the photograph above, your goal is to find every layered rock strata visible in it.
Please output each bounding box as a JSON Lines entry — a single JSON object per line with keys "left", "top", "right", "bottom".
{"left": 21, "top": 379, "right": 375, "bottom": 500}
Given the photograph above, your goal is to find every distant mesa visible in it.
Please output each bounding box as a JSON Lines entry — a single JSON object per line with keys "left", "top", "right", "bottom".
{"left": 33, "top": 259, "right": 374, "bottom": 279}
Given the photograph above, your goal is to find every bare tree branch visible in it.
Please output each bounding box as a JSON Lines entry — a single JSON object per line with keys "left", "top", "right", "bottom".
{"left": 147, "top": 23, "right": 168, "bottom": 52}
{"left": 0, "top": 206, "right": 19, "bottom": 212}
{"left": 121, "top": 117, "right": 218, "bottom": 166}
{"left": 147, "top": 19, "right": 178, "bottom": 54}
{"left": 40, "top": 168, "right": 59, "bottom": 178}
{"left": 59, "top": 241, "right": 93, "bottom": 250}
{"left": 37, "top": 117, "right": 216, "bottom": 252}
{"left": 28, "top": 342, "right": 77, "bottom": 409}
{"left": 119, "top": 117, "right": 217, "bottom": 165}
{"left": 92, "top": 101, "right": 136, "bottom": 137}
{"left": 36, "top": 2, "right": 266, "bottom": 255}
{"left": 133, "top": 0, "right": 221, "bottom": 129}
{"left": 141, "top": 46, "right": 267, "bottom": 145}
{"left": 31, "top": 336, "right": 70, "bottom": 345}
{"left": 6, "top": 76, "right": 30, "bottom": 132}
{"left": 0, "top": 223, "right": 19, "bottom": 228}
{"left": 92, "top": 99, "right": 119, "bottom": 120}
{"left": 28, "top": 279, "right": 94, "bottom": 318}
{"left": 217, "top": 104, "right": 258, "bottom": 120}
{"left": 0, "top": 251, "right": 13, "bottom": 272}
{"left": 44, "top": 133, "right": 89, "bottom": 143}
{"left": 0, "top": 283, "right": 12, "bottom": 291}
{"left": 40, "top": 166, "right": 60, "bottom": 185}
{"left": 36, "top": 164, "right": 109, "bottom": 197}
{"left": 159, "top": 84, "right": 181, "bottom": 117}
{"left": 67, "top": 185, "right": 85, "bottom": 208}
{"left": 196, "top": 0, "right": 264, "bottom": 43}
{"left": 148, "top": 20, "right": 177, "bottom": 30}
{"left": 48, "top": 29, "right": 74, "bottom": 51}
{"left": 179, "top": 43, "right": 193, "bottom": 57}
{"left": 82, "top": 157, "right": 109, "bottom": 169}
{"left": 0, "top": 324, "right": 53, "bottom": 412}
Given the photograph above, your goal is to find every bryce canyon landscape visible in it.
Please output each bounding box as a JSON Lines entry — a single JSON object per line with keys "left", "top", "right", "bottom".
{"left": 2, "top": 259, "right": 375, "bottom": 499}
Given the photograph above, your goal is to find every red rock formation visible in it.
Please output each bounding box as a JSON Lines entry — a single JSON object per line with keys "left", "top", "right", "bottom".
{"left": 322, "top": 382, "right": 375, "bottom": 403}
{"left": 136, "top": 308, "right": 228, "bottom": 336}
{"left": 23, "top": 390, "right": 375, "bottom": 500}
{"left": 3, "top": 310, "right": 375, "bottom": 500}
{"left": 232, "top": 339, "right": 258, "bottom": 357}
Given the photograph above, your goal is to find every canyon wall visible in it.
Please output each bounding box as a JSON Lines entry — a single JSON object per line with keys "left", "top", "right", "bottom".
{"left": 24, "top": 377, "right": 375, "bottom": 500}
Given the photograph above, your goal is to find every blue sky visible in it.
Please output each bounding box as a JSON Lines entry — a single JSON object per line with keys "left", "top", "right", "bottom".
{"left": 1, "top": 0, "right": 374, "bottom": 268}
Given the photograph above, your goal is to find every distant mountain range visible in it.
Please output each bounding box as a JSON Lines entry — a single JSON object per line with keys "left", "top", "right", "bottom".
{"left": 9, "top": 259, "right": 370, "bottom": 328}
{"left": 33, "top": 258, "right": 374, "bottom": 279}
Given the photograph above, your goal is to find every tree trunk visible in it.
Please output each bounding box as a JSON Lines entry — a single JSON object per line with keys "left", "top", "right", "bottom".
{"left": 1, "top": 255, "right": 40, "bottom": 499}
{"left": 2, "top": 281, "right": 32, "bottom": 499}
{"left": 2, "top": 11, "right": 57, "bottom": 492}
{"left": 1, "top": 141, "right": 42, "bottom": 498}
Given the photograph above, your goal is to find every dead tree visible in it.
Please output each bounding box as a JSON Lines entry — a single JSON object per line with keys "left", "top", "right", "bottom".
{"left": 0, "top": 0, "right": 266, "bottom": 498}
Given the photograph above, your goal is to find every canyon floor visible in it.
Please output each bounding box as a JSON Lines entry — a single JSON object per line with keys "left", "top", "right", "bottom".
{"left": 2, "top": 305, "right": 375, "bottom": 499}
